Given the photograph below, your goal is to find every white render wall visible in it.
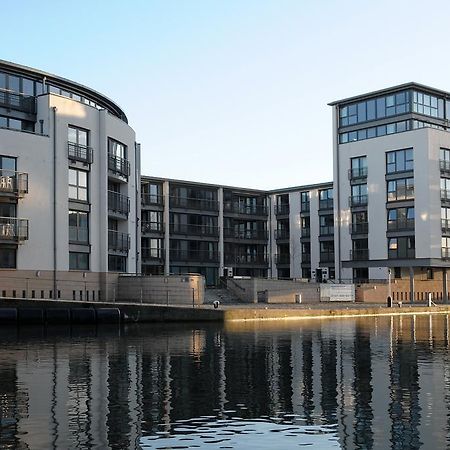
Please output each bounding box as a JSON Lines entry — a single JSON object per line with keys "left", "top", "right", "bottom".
{"left": 0, "top": 92, "right": 138, "bottom": 274}
{"left": 334, "top": 113, "right": 447, "bottom": 280}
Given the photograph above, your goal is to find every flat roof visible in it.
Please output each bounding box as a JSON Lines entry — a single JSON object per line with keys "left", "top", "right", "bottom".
{"left": 141, "top": 175, "right": 333, "bottom": 194}
{"left": 0, "top": 59, "right": 127, "bottom": 122}
{"left": 328, "top": 82, "right": 450, "bottom": 107}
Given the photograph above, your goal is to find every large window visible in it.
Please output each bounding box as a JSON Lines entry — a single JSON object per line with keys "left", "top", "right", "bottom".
{"left": 69, "top": 252, "right": 89, "bottom": 270}
{"left": 387, "top": 178, "right": 414, "bottom": 201}
{"left": 387, "top": 207, "right": 414, "bottom": 231}
{"left": 68, "top": 168, "right": 88, "bottom": 201}
{"left": 69, "top": 210, "right": 89, "bottom": 243}
{"left": 413, "top": 91, "right": 444, "bottom": 118}
{"left": 319, "top": 188, "right": 333, "bottom": 209}
{"left": 386, "top": 149, "right": 413, "bottom": 174}
{"left": 0, "top": 115, "right": 34, "bottom": 132}
{"left": 108, "top": 255, "right": 127, "bottom": 272}
{"left": 350, "top": 156, "right": 367, "bottom": 178}
{"left": 68, "top": 126, "right": 88, "bottom": 146}
{"left": 388, "top": 236, "right": 415, "bottom": 259}
{"left": 108, "top": 138, "right": 127, "bottom": 159}
{"left": 300, "top": 191, "right": 310, "bottom": 212}
{"left": 0, "top": 248, "right": 16, "bottom": 268}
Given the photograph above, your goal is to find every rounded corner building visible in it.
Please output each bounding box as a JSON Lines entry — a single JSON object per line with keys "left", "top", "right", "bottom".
{"left": 0, "top": 59, "right": 140, "bottom": 301}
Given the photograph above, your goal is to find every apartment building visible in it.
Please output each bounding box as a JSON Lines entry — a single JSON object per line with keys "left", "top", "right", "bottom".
{"left": 331, "top": 82, "right": 450, "bottom": 294}
{"left": 141, "top": 176, "right": 335, "bottom": 285}
{"left": 0, "top": 60, "right": 139, "bottom": 299}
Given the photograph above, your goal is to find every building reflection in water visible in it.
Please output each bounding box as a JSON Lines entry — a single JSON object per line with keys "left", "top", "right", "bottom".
{"left": 0, "top": 316, "right": 450, "bottom": 448}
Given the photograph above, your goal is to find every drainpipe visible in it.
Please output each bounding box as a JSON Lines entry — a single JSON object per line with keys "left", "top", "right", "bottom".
{"left": 52, "top": 107, "right": 57, "bottom": 299}
{"left": 334, "top": 106, "right": 341, "bottom": 282}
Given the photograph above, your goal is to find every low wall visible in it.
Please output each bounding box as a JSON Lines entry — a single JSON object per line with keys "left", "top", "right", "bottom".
{"left": 118, "top": 274, "right": 205, "bottom": 305}
{"left": 226, "top": 278, "right": 320, "bottom": 304}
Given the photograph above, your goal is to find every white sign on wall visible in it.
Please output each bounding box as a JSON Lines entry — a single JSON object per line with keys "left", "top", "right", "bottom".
{"left": 320, "top": 284, "right": 355, "bottom": 302}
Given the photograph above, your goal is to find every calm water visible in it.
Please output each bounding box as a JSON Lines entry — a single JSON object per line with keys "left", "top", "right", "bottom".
{"left": 1, "top": 315, "right": 450, "bottom": 449}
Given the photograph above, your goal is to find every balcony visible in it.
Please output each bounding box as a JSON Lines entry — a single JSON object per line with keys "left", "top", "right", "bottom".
{"left": 301, "top": 228, "right": 311, "bottom": 238}
{"left": 442, "top": 248, "right": 450, "bottom": 259}
{"left": 68, "top": 142, "right": 93, "bottom": 164}
{"left": 170, "top": 196, "right": 219, "bottom": 212}
{"left": 224, "top": 228, "right": 268, "bottom": 240}
{"left": 0, "top": 170, "right": 28, "bottom": 197}
{"left": 320, "top": 251, "right": 335, "bottom": 263}
{"left": 319, "top": 199, "right": 334, "bottom": 210}
{"left": 108, "top": 230, "right": 130, "bottom": 253}
{"left": 108, "top": 154, "right": 130, "bottom": 179}
{"left": 224, "top": 202, "right": 267, "bottom": 216}
{"left": 348, "top": 167, "right": 368, "bottom": 180}
{"left": 301, "top": 253, "right": 311, "bottom": 263}
{"left": 170, "top": 223, "right": 219, "bottom": 237}
{"left": 349, "top": 195, "right": 368, "bottom": 208}
{"left": 442, "top": 219, "right": 450, "bottom": 234}
{"left": 441, "top": 190, "right": 450, "bottom": 201}
{"left": 141, "top": 193, "right": 164, "bottom": 207}
{"left": 141, "top": 221, "right": 163, "bottom": 234}
{"left": 275, "top": 204, "right": 289, "bottom": 215}
{"left": 142, "top": 247, "right": 164, "bottom": 262}
{"left": 274, "top": 229, "right": 290, "bottom": 240}
{"left": 388, "top": 248, "right": 415, "bottom": 259}
{"left": 350, "top": 222, "right": 368, "bottom": 234}
{"left": 320, "top": 225, "right": 334, "bottom": 236}
{"left": 225, "top": 253, "right": 268, "bottom": 265}
{"left": 301, "top": 202, "right": 310, "bottom": 213}
{"left": 440, "top": 160, "right": 450, "bottom": 174}
{"left": 108, "top": 191, "right": 130, "bottom": 217}
{"left": 350, "top": 249, "right": 369, "bottom": 261}
{"left": 0, "top": 90, "right": 36, "bottom": 114}
{"left": 387, "top": 219, "right": 414, "bottom": 232}
{"left": 0, "top": 217, "right": 29, "bottom": 242}
{"left": 170, "top": 249, "right": 219, "bottom": 263}
{"left": 275, "top": 253, "right": 290, "bottom": 264}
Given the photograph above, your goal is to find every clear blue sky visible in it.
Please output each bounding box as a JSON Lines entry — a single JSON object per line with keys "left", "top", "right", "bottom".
{"left": 3, "top": 0, "right": 450, "bottom": 189}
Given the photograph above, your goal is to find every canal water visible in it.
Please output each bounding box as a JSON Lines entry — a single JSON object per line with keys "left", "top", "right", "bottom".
{"left": 1, "top": 314, "right": 450, "bottom": 449}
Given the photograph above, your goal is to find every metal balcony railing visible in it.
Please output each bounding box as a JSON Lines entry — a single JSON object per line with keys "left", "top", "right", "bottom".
{"left": 387, "top": 219, "right": 414, "bottom": 231}
{"left": 319, "top": 199, "right": 334, "bottom": 210}
{"left": 320, "top": 225, "right": 334, "bottom": 236}
{"left": 170, "top": 223, "right": 219, "bottom": 237}
{"left": 141, "top": 247, "right": 164, "bottom": 261}
{"left": 440, "top": 160, "right": 450, "bottom": 173}
{"left": 0, "top": 170, "right": 28, "bottom": 197}
{"left": 141, "top": 193, "right": 164, "bottom": 206}
{"left": 350, "top": 222, "right": 368, "bottom": 234}
{"left": 350, "top": 249, "right": 369, "bottom": 261}
{"left": 224, "top": 253, "right": 268, "bottom": 265}
{"left": 275, "top": 253, "right": 290, "bottom": 264}
{"left": 68, "top": 141, "right": 93, "bottom": 164}
{"left": 301, "top": 228, "right": 311, "bottom": 238}
{"left": 108, "top": 191, "right": 130, "bottom": 216}
{"left": 224, "top": 228, "right": 268, "bottom": 240}
{"left": 320, "top": 251, "right": 335, "bottom": 263}
{"left": 141, "top": 221, "right": 164, "bottom": 233}
{"left": 0, "top": 90, "right": 36, "bottom": 114}
{"left": 0, "top": 217, "right": 29, "bottom": 242}
{"left": 275, "top": 204, "right": 290, "bottom": 215}
{"left": 108, "top": 154, "right": 130, "bottom": 178}
{"left": 170, "top": 196, "right": 219, "bottom": 211}
{"left": 223, "top": 202, "right": 268, "bottom": 216}
{"left": 388, "top": 248, "right": 415, "bottom": 259}
{"left": 442, "top": 219, "right": 450, "bottom": 234}
{"left": 274, "top": 229, "right": 290, "bottom": 240}
{"left": 349, "top": 195, "right": 368, "bottom": 207}
{"left": 441, "top": 190, "right": 450, "bottom": 201}
{"left": 442, "top": 248, "right": 450, "bottom": 259}
{"left": 348, "top": 167, "right": 368, "bottom": 180}
{"left": 170, "top": 249, "right": 219, "bottom": 262}
{"left": 108, "top": 230, "right": 130, "bottom": 253}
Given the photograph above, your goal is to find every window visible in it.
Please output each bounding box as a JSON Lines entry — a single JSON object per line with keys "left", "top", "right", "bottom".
{"left": 0, "top": 248, "right": 16, "bottom": 268}
{"left": 319, "top": 188, "right": 333, "bottom": 209}
{"left": 350, "top": 156, "right": 367, "bottom": 178}
{"left": 68, "top": 168, "right": 88, "bottom": 201}
{"left": 301, "top": 191, "right": 310, "bottom": 212}
{"left": 339, "top": 120, "right": 410, "bottom": 144}
{"left": 387, "top": 207, "right": 414, "bottom": 230}
{"left": 413, "top": 91, "right": 444, "bottom": 118}
{"left": 0, "top": 115, "right": 34, "bottom": 132}
{"left": 350, "top": 184, "right": 368, "bottom": 207}
{"left": 108, "top": 255, "right": 126, "bottom": 272}
{"left": 108, "top": 138, "right": 127, "bottom": 159}
{"left": 68, "top": 126, "right": 88, "bottom": 146}
{"left": 69, "top": 210, "right": 89, "bottom": 243}
{"left": 387, "top": 178, "right": 414, "bottom": 201}
{"left": 441, "top": 178, "right": 450, "bottom": 200}
{"left": 388, "top": 236, "right": 415, "bottom": 259}
{"left": 386, "top": 149, "right": 413, "bottom": 173}
{"left": 69, "top": 252, "right": 89, "bottom": 270}
{"left": 142, "top": 210, "right": 163, "bottom": 232}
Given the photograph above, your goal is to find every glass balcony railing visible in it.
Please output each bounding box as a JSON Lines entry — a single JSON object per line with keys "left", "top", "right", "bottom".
{"left": 170, "top": 249, "right": 219, "bottom": 262}
{"left": 350, "top": 249, "right": 369, "bottom": 261}
{"left": 274, "top": 229, "right": 290, "bottom": 240}
{"left": 301, "top": 228, "right": 311, "bottom": 238}
{"left": 108, "top": 230, "right": 130, "bottom": 253}
{"left": 142, "top": 247, "right": 164, "bottom": 261}
{"left": 319, "top": 225, "right": 334, "bottom": 236}
{"left": 223, "top": 202, "right": 268, "bottom": 216}
{"left": 0, "top": 90, "right": 36, "bottom": 114}
{"left": 275, "top": 204, "right": 290, "bottom": 215}
{"left": 442, "top": 219, "right": 450, "bottom": 234}
{"left": 275, "top": 253, "right": 290, "bottom": 264}
{"left": 224, "top": 253, "right": 268, "bottom": 265}
{"left": 141, "top": 193, "right": 164, "bottom": 206}
{"left": 301, "top": 253, "right": 311, "bottom": 263}
{"left": 68, "top": 141, "right": 93, "bottom": 164}
{"left": 440, "top": 160, "right": 450, "bottom": 174}
{"left": 0, "top": 217, "right": 29, "bottom": 242}
{"left": 387, "top": 219, "right": 414, "bottom": 231}
{"left": 319, "top": 199, "right": 334, "bottom": 210}
{"left": 141, "top": 221, "right": 164, "bottom": 234}
{"left": 348, "top": 167, "right": 368, "bottom": 180}
{"left": 350, "top": 222, "right": 368, "bottom": 234}
{"left": 388, "top": 248, "right": 415, "bottom": 259}
{"left": 170, "top": 196, "right": 219, "bottom": 212}
{"left": 349, "top": 195, "right": 368, "bottom": 207}
{"left": 0, "top": 170, "right": 28, "bottom": 197}
{"left": 320, "top": 251, "right": 335, "bottom": 263}
{"left": 224, "top": 228, "right": 268, "bottom": 240}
